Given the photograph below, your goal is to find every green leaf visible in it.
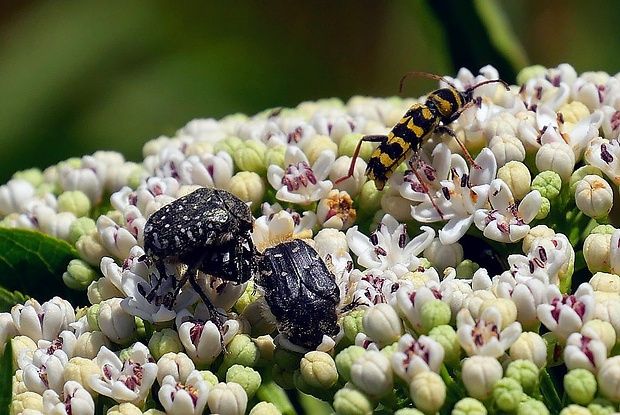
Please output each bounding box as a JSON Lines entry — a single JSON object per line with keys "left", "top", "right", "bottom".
{"left": 0, "top": 339, "right": 13, "bottom": 414}
{"left": 0, "top": 228, "right": 88, "bottom": 306}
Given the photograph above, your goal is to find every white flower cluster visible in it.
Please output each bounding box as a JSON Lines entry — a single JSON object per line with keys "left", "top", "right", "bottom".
{"left": 4, "top": 63, "right": 620, "bottom": 413}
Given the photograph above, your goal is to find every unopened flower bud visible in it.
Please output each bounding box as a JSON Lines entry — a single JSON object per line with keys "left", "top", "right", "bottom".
{"left": 62, "top": 259, "right": 98, "bottom": 290}
{"left": 497, "top": 161, "right": 531, "bottom": 200}
{"left": 362, "top": 303, "right": 403, "bottom": 346}
{"left": 536, "top": 142, "right": 575, "bottom": 183}
{"left": 207, "top": 382, "right": 248, "bottom": 415}
{"left": 332, "top": 383, "right": 375, "bottom": 415}
{"left": 300, "top": 351, "right": 338, "bottom": 389}
{"left": 565, "top": 368, "right": 597, "bottom": 405}
{"left": 574, "top": 175, "right": 613, "bottom": 219}
{"left": 461, "top": 355, "right": 503, "bottom": 400}
{"left": 531, "top": 171, "right": 562, "bottom": 200}
{"left": 410, "top": 371, "right": 446, "bottom": 414}
{"left": 226, "top": 364, "right": 262, "bottom": 399}
{"left": 493, "top": 377, "right": 524, "bottom": 412}
{"left": 227, "top": 171, "right": 265, "bottom": 209}
{"left": 489, "top": 134, "right": 526, "bottom": 167}
{"left": 149, "top": 329, "right": 184, "bottom": 361}
{"left": 57, "top": 190, "right": 91, "bottom": 217}
{"left": 234, "top": 140, "right": 267, "bottom": 176}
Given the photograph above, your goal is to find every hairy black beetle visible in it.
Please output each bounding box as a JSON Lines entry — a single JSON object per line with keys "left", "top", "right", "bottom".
{"left": 255, "top": 239, "right": 340, "bottom": 349}
{"left": 142, "top": 187, "right": 257, "bottom": 311}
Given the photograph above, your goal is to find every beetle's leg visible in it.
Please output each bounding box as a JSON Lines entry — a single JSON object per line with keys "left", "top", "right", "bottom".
{"left": 334, "top": 135, "right": 388, "bottom": 185}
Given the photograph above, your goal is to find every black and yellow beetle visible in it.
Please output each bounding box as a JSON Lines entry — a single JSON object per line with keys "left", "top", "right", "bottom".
{"left": 336, "top": 72, "right": 509, "bottom": 217}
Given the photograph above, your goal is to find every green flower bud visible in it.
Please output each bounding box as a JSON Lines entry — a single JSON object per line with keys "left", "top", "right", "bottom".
{"left": 452, "top": 397, "right": 488, "bottom": 415}
{"left": 410, "top": 371, "right": 446, "bottom": 414}
{"left": 339, "top": 133, "right": 372, "bottom": 159}
{"left": 62, "top": 259, "right": 99, "bottom": 290}
{"left": 505, "top": 359, "right": 539, "bottom": 395}
{"left": 226, "top": 364, "right": 262, "bottom": 399}
{"left": 148, "top": 328, "right": 183, "bottom": 360}
{"left": 587, "top": 398, "right": 615, "bottom": 415}
{"left": 299, "top": 351, "right": 338, "bottom": 389}
{"left": 200, "top": 369, "right": 220, "bottom": 387}
{"left": 305, "top": 135, "right": 338, "bottom": 165}
{"left": 531, "top": 171, "right": 562, "bottom": 200}
{"left": 536, "top": 142, "right": 575, "bottom": 183}
{"left": 570, "top": 165, "right": 603, "bottom": 195}
{"left": 265, "top": 146, "right": 287, "bottom": 169}
{"left": 249, "top": 402, "right": 282, "bottom": 415}
{"left": 420, "top": 299, "right": 451, "bottom": 334}
{"left": 534, "top": 196, "right": 550, "bottom": 220}
{"left": 517, "top": 398, "right": 550, "bottom": 415}
{"left": 233, "top": 140, "right": 267, "bottom": 175}
{"left": 12, "top": 168, "right": 44, "bottom": 187}
{"left": 456, "top": 260, "right": 479, "bottom": 280}
{"left": 497, "top": 161, "right": 531, "bottom": 200}
{"left": 516, "top": 65, "right": 548, "bottom": 85}
{"left": 356, "top": 180, "right": 383, "bottom": 220}
{"left": 564, "top": 368, "right": 597, "bottom": 405}
{"left": 559, "top": 404, "right": 592, "bottom": 415}
{"left": 428, "top": 325, "right": 461, "bottom": 366}
{"left": 362, "top": 303, "right": 403, "bottom": 346}
{"left": 214, "top": 136, "right": 244, "bottom": 155}
{"left": 342, "top": 310, "right": 365, "bottom": 343}
{"left": 68, "top": 217, "right": 97, "bottom": 245}
{"left": 574, "top": 175, "right": 613, "bottom": 219}
{"left": 335, "top": 345, "right": 366, "bottom": 383}
{"left": 57, "top": 190, "right": 91, "bottom": 217}
{"left": 492, "top": 377, "right": 523, "bottom": 412}
{"left": 333, "top": 383, "right": 375, "bottom": 415}
{"left": 227, "top": 171, "right": 266, "bottom": 208}
{"left": 222, "top": 334, "right": 260, "bottom": 371}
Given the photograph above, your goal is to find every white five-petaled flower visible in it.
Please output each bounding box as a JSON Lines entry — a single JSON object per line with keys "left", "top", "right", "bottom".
{"left": 457, "top": 306, "right": 522, "bottom": 358}
{"left": 158, "top": 370, "right": 211, "bottom": 415}
{"left": 346, "top": 213, "right": 434, "bottom": 272}
{"left": 537, "top": 283, "right": 596, "bottom": 343}
{"left": 267, "top": 146, "right": 334, "bottom": 204}
{"left": 88, "top": 342, "right": 157, "bottom": 405}
{"left": 391, "top": 333, "right": 445, "bottom": 382}
{"left": 474, "top": 179, "right": 541, "bottom": 243}
{"left": 412, "top": 148, "right": 497, "bottom": 245}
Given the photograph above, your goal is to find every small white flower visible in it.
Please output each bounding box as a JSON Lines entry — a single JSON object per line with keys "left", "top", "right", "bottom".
{"left": 474, "top": 179, "right": 541, "bottom": 243}
{"left": 158, "top": 371, "right": 210, "bottom": 415}
{"left": 391, "top": 333, "right": 444, "bottom": 382}
{"left": 564, "top": 332, "right": 608, "bottom": 374}
{"left": 537, "top": 283, "right": 596, "bottom": 342}
{"left": 267, "top": 146, "right": 334, "bottom": 204}
{"left": 585, "top": 137, "right": 620, "bottom": 185}
{"left": 88, "top": 342, "right": 158, "bottom": 404}
{"left": 42, "top": 380, "right": 95, "bottom": 415}
{"left": 12, "top": 297, "right": 75, "bottom": 342}
{"left": 457, "top": 306, "right": 522, "bottom": 357}
{"left": 413, "top": 149, "right": 496, "bottom": 245}
{"left": 346, "top": 213, "right": 434, "bottom": 271}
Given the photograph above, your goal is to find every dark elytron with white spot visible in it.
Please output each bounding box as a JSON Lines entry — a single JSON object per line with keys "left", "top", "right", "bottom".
{"left": 143, "top": 187, "right": 257, "bottom": 309}
{"left": 255, "top": 239, "right": 340, "bottom": 349}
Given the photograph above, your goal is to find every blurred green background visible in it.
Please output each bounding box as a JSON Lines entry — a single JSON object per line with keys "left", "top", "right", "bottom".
{"left": 1, "top": 0, "right": 618, "bottom": 184}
